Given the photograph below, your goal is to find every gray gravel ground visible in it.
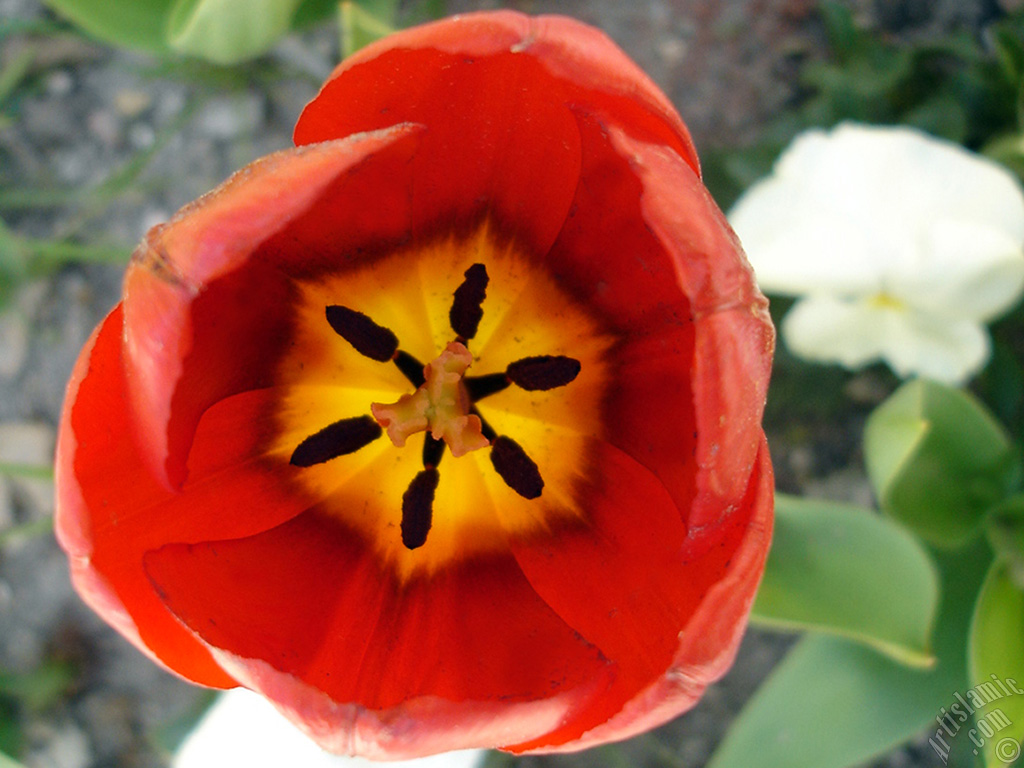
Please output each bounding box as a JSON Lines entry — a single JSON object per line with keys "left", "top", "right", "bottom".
{"left": 0, "top": 0, "right": 1003, "bottom": 766}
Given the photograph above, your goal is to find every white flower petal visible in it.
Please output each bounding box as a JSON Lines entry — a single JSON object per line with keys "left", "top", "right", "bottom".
{"left": 899, "top": 219, "right": 1024, "bottom": 321}
{"left": 729, "top": 130, "right": 893, "bottom": 296}
{"left": 782, "top": 296, "right": 892, "bottom": 370}
{"left": 782, "top": 296, "right": 989, "bottom": 384}
{"left": 877, "top": 125, "right": 1024, "bottom": 241}
{"left": 173, "top": 689, "right": 486, "bottom": 768}
{"left": 728, "top": 122, "right": 1024, "bottom": 311}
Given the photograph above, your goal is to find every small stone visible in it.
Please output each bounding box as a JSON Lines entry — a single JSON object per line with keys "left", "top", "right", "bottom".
{"left": 0, "top": 475, "right": 12, "bottom": 530}
{"left": 0, "top": 421, "right": 55, "bottom": 518}
{"left": 113, "top": 88, "right": 152, "bottom": 118}
{"left": 153, "top": 85, "right": 188, "bottom": 122}
{"left": 0, "top": 305, "right": 29, "bottom": 380}
{"left": 803, "top": 467, "right": 876, "bottom": 507}
{"left": 197, "top": 93, "right": 266, "bottom": 140}
{"left": 45, "top": 70, "right": 74, "bottom": 97}
{"left": 25, "top": 720, "right": 91, "bottom": 768}
{"left": 0, "top": 421, "right": 54, "bottom": 466}
{"left": 128, "top": 122, "right": 156, "bottom": 149}
{"left": 658, "top": 37, "right": 688, "bottom": 65}
{"left": 140, "top": 206, "right": 172, "bottom": 233}
{"left": 53, "top": 147, "right": 93, "bottom": 184}
{"left": 87, "top": 108, "right": 122, "bottom": 147}
{"left": 22, "top": 100, "right": 76, "bottom": 143}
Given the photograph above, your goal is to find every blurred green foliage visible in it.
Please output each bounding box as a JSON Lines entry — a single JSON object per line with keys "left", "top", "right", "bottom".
{"left": 0, "top": 661, "right": 77, "bottom": 762}
{"left": 39, "top": 0, "right": 338, "bottom": 63}
{"left": 703, "top": 2, "right": 1024, "bottom": 210}
{"left": 37, "top": 0, "right": 445, "bottom": 64}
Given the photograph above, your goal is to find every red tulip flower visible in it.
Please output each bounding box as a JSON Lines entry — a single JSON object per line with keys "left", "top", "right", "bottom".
{"left": 55, "top": 11, "right": 774, "bottom": 759}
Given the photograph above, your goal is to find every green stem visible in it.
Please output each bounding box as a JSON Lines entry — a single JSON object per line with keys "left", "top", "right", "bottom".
{"left": 0, "top": 517, "right": 54, "bottom": 545}
{"left": 0, "top": 462, "right": 54, "bottom": 481}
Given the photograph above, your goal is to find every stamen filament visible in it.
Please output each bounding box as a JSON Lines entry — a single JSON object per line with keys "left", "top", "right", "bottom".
{"left": 394, "top": 350, "right": 426, "bottom": 387}
{"left": 464, "top": 373, "right": 510, "bottom": 401}
{"left": 423, "top": 433, "right": 446, "bottom": 469}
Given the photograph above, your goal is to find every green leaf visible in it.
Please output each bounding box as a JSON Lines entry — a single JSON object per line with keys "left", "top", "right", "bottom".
{"left": 167, "top": 0, "right": 305, "bottom": 64}
{"left": 339, "top": 0, "right": 397, "bottom": 58}
{"left": 0, "top": 699, "right": 21, "bottom": 763}
{"left": 709, "top": 542, "right": 990, "bottom": 768}
{"left": 149, "top": 689, "right": 219, "bottom": 755}
{"left": 968, "top": 561, "right": 1024, "bottom": 768}
{"left": 752, "top": 493, "right": 939, "bottom": 667}
{"left": 0, "top": 750, "right": 26, "bottom": 768}
{"left": 984, "top": 131, "right": 1024, "bottom": 184}
{"left": 0, "top": 661, "right": 75, "bottom": 713}
{"left": 864, "top": 379, "right": 1020, "bottom": 548}
{"left": 817, "top": 1, "right": 860, "bottom": 61}
{"left": 0, "top": 46, "right": 35, "bottom": 110}
{"left": 986, "top": 495, "right": 1024, "bottom": 590}
{"left": 292, "top": 0, "right": 340, "bottom": 28}
{"left": 990, "top": 20, "right": 1024, "bottom": 86}
{"left": 0, "top": 462, "right": 53, "bottom": 481}
{"left": 39, "top": 0, "right": 175, "bottom": 53}
{"left": 903, "top": 93, "right": 969, "bottom": 144}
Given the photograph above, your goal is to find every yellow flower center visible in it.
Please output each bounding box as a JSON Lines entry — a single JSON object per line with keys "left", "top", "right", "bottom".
{"left": 868, "top": 292, "right": 906, "bottom": 311}
{"left": 269, "top": 226, "right": 615, "bottom": 580}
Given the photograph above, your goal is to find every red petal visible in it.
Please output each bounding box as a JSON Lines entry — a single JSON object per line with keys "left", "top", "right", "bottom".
{"left": 295, "top": 33, "right": 582, "bottom": 258}
{"left": 543, "top": 111, "right": 699, "bottom": 514}
{"left": 507, "top": 439, "right": 773, "bottom": 752}
{"left": 544, "top": 112, "right": 772, "bottom": 525}
{"left": 561, "top": 440, "right": 774, "bottom": 750}
{"left": 298, "top": 11, "right": 697, "bottom": 173}
{"left": 143, "top": 512, "right": 616, "bottom": 757}
{"left": 55, "top": 307, "right": 318, "bottom": 685}
{"left": 121, "top": 126, "right": 422, "bottom": 488}
{"left": 608, "top": 126, "right": 773, "bottom": 528}
{"left": 56, "top": 307, "right": 231, "bottom": 685}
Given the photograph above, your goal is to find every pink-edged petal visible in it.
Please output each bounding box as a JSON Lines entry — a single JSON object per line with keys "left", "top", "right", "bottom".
{"left": 546, "top": 112, "right": 771, "bottom": 528}
{"left": 56, "top": 306, "right": 321, "bottom": 685}
{"left": 505, "top": 438, "right": 772, "bottom": 751}
{"left": 609, "top": 125, "right": 772, "bottom": 529}
{"left": 122, "top": 126, "right": 422, "bottom": 489}
{"left": 143, "top": 511, "right": 616, "bottom": 758}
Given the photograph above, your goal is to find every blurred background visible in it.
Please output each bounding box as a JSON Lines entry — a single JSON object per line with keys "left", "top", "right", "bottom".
{"left": 0, "top": 0, "right": 1021, "bottom": 766}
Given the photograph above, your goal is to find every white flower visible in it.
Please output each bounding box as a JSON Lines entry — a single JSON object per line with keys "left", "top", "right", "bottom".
{"left": 728, "top": 122, "right": 1024, "bottom": 384}
{"left": 174, "top": 689, "right": 486, "bottom": 768}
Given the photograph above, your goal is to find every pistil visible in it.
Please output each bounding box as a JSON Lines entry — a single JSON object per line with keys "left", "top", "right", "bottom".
{"left": 371, "top": 341, "right": 490, "bottom": 458}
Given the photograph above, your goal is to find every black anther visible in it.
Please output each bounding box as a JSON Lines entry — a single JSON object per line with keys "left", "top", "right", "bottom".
{"left": 326, "top": 305, "right": 398, "bottom": 362}
{"left": 449, "top": 263, "right": 488, "bottom": 340}
{"left": 506, "top": 356, "right": 581, "bottom": 391}
{"left": 490, "top": 436, "right": 543, "bottom": 499}
{"left": 290, "top": 416, "right": 382, "bottom": 467}
{"left": 401, "top": 468, "right": 439, "bottom": 549}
